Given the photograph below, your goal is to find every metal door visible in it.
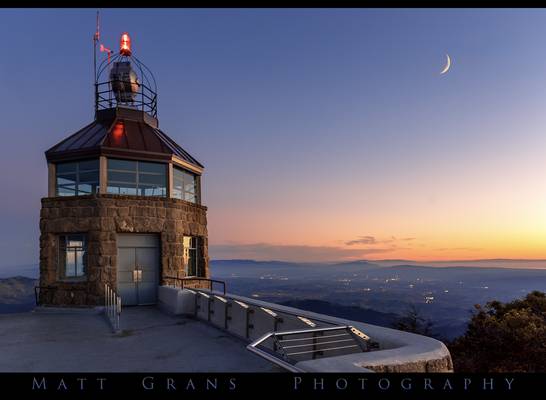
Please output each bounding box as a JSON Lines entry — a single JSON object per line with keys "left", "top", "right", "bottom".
{"left": 117, "top": 234, "right": 160, "bottom": 306}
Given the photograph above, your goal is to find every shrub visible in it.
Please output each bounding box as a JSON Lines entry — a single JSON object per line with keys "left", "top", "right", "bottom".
{"left": 448, "top": 291, "right": 546, "bottom": 372}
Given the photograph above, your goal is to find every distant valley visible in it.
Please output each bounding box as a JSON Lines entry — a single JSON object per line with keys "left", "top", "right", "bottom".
{"left": 210, "top": 259, "right": 546, "bottom": 339}
{"left": 1, "top": 259, "right": 546, "bottom": 340}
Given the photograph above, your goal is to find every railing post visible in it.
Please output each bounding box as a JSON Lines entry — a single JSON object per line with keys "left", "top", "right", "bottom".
{"left": 116, "top": 295, "right": 121, "bottom": 331}
{"left": 273, "top": 334, "right": 280, "bottom": 353}
{"left": 312, "top": 331, "right": 317, "bottom": 359}
{"left": 112, "top": 292, "right": 115, "bottom": 323}
{"left": 194, "top": 292, "right": 199, "bottom": 317}
{"left": 104, "top": 283, "right": 122, "bottom": 334}
{"left": 225, "top": 302, "right": 231, "bottom": 329}
{"left": 104, "top": 284, "right": 107, "bottom": 315}
{"left": 246, "top": 308, "right": 254, "bottom": 339}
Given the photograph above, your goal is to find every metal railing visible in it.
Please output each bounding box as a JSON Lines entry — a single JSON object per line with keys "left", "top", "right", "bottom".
{"left": 104, "top": 283, "right": 122, "bottom": 333}
{"left": 162, "top": 276, "right": 226, "bottom": 295}
{"left": 34, "top": 285, "right": 89, "bottom": 306}
{"left": 247, "top": 325, "right": 372, "bottom": 372}
{"left": 162, "top": 285, "right": 378, "bottom": 371}
{"left": 94, "top": 52, "right": 159, "bottom": 118}
{"left": 95, "top": 80, "right": 158, "bottom": 117}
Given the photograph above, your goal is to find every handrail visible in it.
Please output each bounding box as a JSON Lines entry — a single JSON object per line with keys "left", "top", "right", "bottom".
{"left": 95, "top": 79, "right": 158, "bottom": 117}
{"left": 162, "top": 276, "right": 226, "bottom": 295}
{"left": 104, "top": 283, "right": 122, "bottom": 333}
{"left": 247, "top": 325, "right": 371, "bottom": 372}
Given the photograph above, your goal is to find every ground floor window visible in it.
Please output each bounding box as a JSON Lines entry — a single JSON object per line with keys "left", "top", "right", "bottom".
{"left": 58, "top": 234, "right": 87, "bottom": 280}
{"left": 183, "top": 236, "right": 203, "bottom": 277}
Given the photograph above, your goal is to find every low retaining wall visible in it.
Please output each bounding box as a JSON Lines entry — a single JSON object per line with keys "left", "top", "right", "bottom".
{"left": 158, "top": 285, "right": 453, "bottom": 372}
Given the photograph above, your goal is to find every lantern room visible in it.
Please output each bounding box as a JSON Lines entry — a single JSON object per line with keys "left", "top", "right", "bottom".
{"left": 38, "top": 33, "right": 209, "bottom": 307}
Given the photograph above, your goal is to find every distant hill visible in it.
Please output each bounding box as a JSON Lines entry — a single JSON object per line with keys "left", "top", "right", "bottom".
{"left": 212, "top": 258, "right": 546, "bottom": 270}
{"left": 0, "top": 264, "right": 39, "bottom": 279}
{"left": 211, "top": 259, "right": 546, "bottom": 282}
{"left": 212, "top": 260, "right": 304, "bottom": 268}
{"left": 0, "top": 276, "right": 36, "bottom": 313}
{"left": 278, "top": 299, "right": 399, "bottom": 328}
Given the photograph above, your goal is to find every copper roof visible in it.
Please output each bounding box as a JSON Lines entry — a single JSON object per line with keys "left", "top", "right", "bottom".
{"left": 45, "top": 107, "right": 203, "bottom": 169}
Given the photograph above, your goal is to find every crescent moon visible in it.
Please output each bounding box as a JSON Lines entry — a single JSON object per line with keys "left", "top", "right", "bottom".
{"left": 440, "top": 54, "right": 451, "bottom": 74}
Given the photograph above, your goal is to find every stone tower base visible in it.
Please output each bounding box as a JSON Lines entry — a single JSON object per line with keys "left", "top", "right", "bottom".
{"left": 39, "top": 194, "right": 208, "bottom": 306}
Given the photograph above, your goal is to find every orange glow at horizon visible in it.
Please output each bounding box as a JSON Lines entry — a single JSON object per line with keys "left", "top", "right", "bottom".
{"left": 206, "top": 160, "right": 546, "bottom": 262}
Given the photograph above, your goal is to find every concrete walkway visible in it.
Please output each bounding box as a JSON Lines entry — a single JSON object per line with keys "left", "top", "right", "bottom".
{"left": 0, "top": 306, "right": 279, "bottom": 372}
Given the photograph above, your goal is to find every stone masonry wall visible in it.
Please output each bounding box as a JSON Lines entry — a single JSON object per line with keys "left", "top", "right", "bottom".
{"left": 39, "top": 194, "right": 208, "bottom": 306}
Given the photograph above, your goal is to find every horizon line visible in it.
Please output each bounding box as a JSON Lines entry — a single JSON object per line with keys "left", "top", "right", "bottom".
{"left": 211, "top": 258, "right": 546, "bottom": 264}
{"left": 2, "top": 258, "right": 546, "bottom": 271}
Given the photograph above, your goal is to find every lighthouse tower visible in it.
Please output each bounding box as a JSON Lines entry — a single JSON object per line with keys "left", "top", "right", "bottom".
{"left": 38, "top": 33, "right": 208, "bottom": 306}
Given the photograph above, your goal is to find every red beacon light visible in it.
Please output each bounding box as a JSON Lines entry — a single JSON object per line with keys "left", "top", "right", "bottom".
{"left": 120, "top": 32, "right": 132, "bottom": 56}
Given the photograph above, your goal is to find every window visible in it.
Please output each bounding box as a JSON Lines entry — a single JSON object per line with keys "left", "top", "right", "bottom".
{"left": 107, "top": 158, "right": 167, "bottom": 197}
{"left": 183, "top": 236, "right": 203, "bottom": 277}
{"left": 59, "top": 234, "right": 87, "bottom": 280}
{"left": 173, "top": 166, "right": 198, "bottom": 203}
{"left": 56, "top": 159, "right": 99, "bottom": 196}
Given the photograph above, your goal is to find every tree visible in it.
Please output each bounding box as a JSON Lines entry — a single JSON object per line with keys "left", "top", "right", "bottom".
{"left": 448, "top": 291, "right": 546, "bottom": 372}
{"left": 392, "top": 304, "right": 435, "bottom": 337}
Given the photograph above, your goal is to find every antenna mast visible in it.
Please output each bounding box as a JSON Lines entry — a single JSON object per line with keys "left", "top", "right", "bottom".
{"left": 94, "top": 11, "right": 100, "bottom": 82}
{"left": 93, "top": 11, "right": 100, "bottom": 116}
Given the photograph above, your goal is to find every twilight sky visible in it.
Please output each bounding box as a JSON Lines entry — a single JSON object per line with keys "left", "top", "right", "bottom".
{"left": 0, "top": 8, "right": 546, "bottom": 267}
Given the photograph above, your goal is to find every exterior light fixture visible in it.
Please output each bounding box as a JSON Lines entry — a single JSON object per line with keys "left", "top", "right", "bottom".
{"left": 120, "top": 32, "right": 132, "bottom": 56}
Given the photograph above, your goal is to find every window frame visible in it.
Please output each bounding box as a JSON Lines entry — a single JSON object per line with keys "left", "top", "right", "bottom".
{"left": 183, "top": 236, "right": 203, "bottom": 277}
{"left": 106, "top": 158, "right": 167, "bottom": 197}
{"left": 55, "top": 159, "right": 100, "bottom": 197}
{"left": 58, "top": 234, "right": 88, "bottom": 282}
{"left": 173, "top": 166, "right": 199, "bottom": 204}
